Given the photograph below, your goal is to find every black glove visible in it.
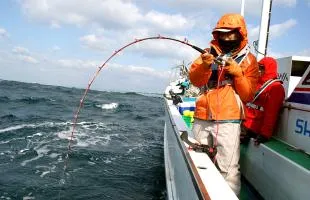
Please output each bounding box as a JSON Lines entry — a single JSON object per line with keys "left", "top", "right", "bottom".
{"left": 240, "top": 133, "right": 250, "bottom": 144}
{"left": 240, "top": 127, "right": 255, "bottom": 144}
{"left": 254, "top": 135, "right": 268, "bottom": 146}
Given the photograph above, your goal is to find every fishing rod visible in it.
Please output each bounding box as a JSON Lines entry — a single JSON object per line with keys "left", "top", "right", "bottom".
{"left": 58, "top": 35, "right": 207, "bottom": 193}
{"left": 66, "top": 35, "right": 206, "bottom": 153}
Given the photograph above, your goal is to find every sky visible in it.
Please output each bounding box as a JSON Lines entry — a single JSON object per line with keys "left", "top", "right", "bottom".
{"left": 0, "top": 0, "right": 310, "bottom": 93}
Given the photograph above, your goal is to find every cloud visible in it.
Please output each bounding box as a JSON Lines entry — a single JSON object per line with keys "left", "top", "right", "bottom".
{"left": 265, "top": 46, "right": 310, "bottom": 59}
{"left": 144, "top": 11, "right": 194, "bottom": 32}
{"left": 109, "top": 63, "right": 170, "bottom": 79}
{"left": 79, "top": 29, "right": 200, "bottom": 62}
{"left": 51, "top": 45, "right": 61, "bottom": 52}
{"left": 90, "top": 62, "right": 171, "bottom": 92}
{"left": 273, "top": 0, "right": 297, "bottom": 7}
{"left": 20, "top": 0, "right": 196, "bottom": 34}
{"left": 269, "top": 19, "right": 297, "bottom": 38}
{"left": 21, "top": 0, "right": 142, "bottom": 29}
{"left": 57, "top": 59, "right": 99, "bottom": 68}
{"left": 248, "top": 18, "right": 297, "bottom": 40}
{"left": 130, "top": 38, "right": 199, "bottom": 61}
{"left": 11, "top": 46, "right": 39, "bottom": 64}
{"left": 0, "top": 28, "right": 9, "bottom": 39}
{"left": 12, "top": 46, "right": 30, "bottom": 55}
{"left": 11, "top": 0, "right": 303, "bottom": 93}
{"left": 50, "top": 21, "right": 61, "bottom": 29}
{"left": 18, "top": 55, "right": 39, "bottom": 64}
{"left": 80, "top": 34, "right": 109, "bottom": 51}
{"left": 150, "top": 0, "right": 261, "bottom": 16}
{"left": 297, "top": 49, "right": 310, "bottom": 57}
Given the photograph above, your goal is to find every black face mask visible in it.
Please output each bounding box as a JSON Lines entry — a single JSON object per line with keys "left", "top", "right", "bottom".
{"left": 218, "top": 39, "right": 241, "bottom": 54}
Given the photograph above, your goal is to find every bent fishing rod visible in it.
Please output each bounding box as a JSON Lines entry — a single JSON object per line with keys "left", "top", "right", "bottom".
{"left": 57, "top": 36, "right": 207, "bottom": 198}
{"left": 63, "top": 35, "right": 206, "bottom": 162}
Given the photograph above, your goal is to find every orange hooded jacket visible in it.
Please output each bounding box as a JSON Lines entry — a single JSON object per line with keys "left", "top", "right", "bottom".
{"left": 189, "top": 13, "right": 259, "bottom": 121}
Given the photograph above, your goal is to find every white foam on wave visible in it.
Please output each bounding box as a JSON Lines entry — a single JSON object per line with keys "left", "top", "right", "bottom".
{"left": 103, "top": 158, "right": 112, "bottom": 164}
{"left": 35, "top": 165, "right": 57, "bottom": 178}
{"left": 27, "top": 132, "right": 43, "bottom": 138}
{"left": 57, "top": 124, "right": 117, "bottom": 147}
{"left": 96, "top": 102, "right": 118, "bottom": 110}
{"left": 23, "top": 195, "right": 35, "bottom": 200}
{"left": 88, "top": 161, "right": 96, "bottom": 165}
{"left": 75, "top": 134, "right": 114, "bottom": 147}
{"left": 0, "top": 195, "right": 11, "bottom": 200}
{"left": 49, "top": 153, "right": 59, "bottom": 158}
{"left": 21, "top": 145, "right": 50, "bottom": 166}
{"left": 39, "top": 171, "right": 50, "bottom": 178}
{"left": 0, "top": 124, "right": 32, "bottom": 133}
{"left": 0, "top": 121, "right": 71, "bottom": 134}
{"left": 80, "top": 121, "right": 108, "bottom": 131}
{"left": 57, "top": 130, "right": 72, "bottom": 140}
{"left": 19, "top": 148, "right": 30, "bottom": 153}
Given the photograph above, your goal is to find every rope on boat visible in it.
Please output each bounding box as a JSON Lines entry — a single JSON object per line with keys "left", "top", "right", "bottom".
{"left": 57, "top": 35, "right": 206, "bottom": 199}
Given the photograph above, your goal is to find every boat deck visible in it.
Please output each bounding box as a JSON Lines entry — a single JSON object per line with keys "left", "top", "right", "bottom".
{"left": 264, "top": 138, "right": 310, "bottom": 170}
{"left": 240, "top": 176, "right": 264, "bottom": 200}
{"left": 165, "top": 96, "right": 310, "bottom": 199}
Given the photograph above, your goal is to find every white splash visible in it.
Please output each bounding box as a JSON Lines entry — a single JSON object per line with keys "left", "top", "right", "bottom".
{"left": 0, "top": 122, "right": 70, "bottom": 134}
{"left": 97, "top": 102, "right": 118, "bottom": 110}
{"left": 49, "top": 153, "right": 59, "bottom": 158}
{"left": 21, "top": 145, "right": 50, "bottom": 166}
{"left": 23, "top": 193, "right": 35, "bottom": 200}
{"left": 57, "top": 130, "right": 72, "bottom": 140}
{"left": 40, "top": 171, "right": 50, "bottom": 178}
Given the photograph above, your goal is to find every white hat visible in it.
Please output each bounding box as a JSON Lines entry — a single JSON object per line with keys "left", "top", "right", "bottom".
{"left": 213, "top": 28, "right": 233, "bottom": 32}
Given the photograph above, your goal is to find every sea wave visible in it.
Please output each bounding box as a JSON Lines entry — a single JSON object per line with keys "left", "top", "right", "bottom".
{"left": 0, "top": 120, "right": 114, "bottom": 134}
{"left": 0, "top": 80, "right": 166, "bottom": 199}
{"left": 0, "top": 121, "right": 69, "bottom": 133}
{"left": 112, "top": 91, "right": 143, "bottom": 96}
{"left": 1, "top": 114, "right": 18, "bottom": 120}
{"left": 0, "top": 96, "right": 10, "bottom": 102}
{"left": 17, "top": 96, "right": 55, "bottom": 104}
{"left": 96, "top": 102, "right": 118, "bottom": 110}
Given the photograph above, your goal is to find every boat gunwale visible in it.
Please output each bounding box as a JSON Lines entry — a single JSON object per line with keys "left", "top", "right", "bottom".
{"left": 164, "top": 99, "right": 211, "bottom": 200}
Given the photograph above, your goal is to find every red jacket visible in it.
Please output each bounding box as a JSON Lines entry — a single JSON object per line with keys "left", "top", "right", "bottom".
{"left": 243, "top": 57, "right": 285, "bottom": 139}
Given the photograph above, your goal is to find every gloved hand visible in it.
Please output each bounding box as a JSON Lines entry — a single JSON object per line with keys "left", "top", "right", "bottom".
{"left": 240, "top": 133, "right": 251, "bottom": 144}
{"left": 224, "top": 57, "right": 243, "bottom": 77}
{"left": 240, "top": 125, "right": 250, "bottom": 144}
{"left": 201, "top": 53, "right": 214, "bottom": 68}
{"left": 254, "top": 135, "right": 268, "bottom": 146}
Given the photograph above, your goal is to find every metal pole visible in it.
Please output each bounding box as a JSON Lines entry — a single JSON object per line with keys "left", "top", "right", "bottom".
{"left": 257, "top": 0, "right": 272, "bottom": 60}
{"left": 241, "top": 0, "right": 245, "bottom": 16}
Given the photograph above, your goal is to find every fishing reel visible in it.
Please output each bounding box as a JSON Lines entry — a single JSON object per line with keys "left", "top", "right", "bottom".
{"left": 214, "top": 54, "right": 230, "bottom": 66}
{"left": 195, "top": 144, "right": 217, "bottom": 159}
{"left": 180, "top": 131, "right": 217, "bottom": 159}
{"left": 169, "top": 89, "right": 182, "bottom": 105}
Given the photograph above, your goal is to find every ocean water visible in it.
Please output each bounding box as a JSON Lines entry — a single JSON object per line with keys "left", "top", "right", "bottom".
{"left": 0, "top": 80, "right": 166, "bottom": 200}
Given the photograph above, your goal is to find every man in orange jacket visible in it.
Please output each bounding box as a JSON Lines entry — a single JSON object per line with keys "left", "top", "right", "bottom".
{"left": 242, "top": 57, "right": 285, "bottom": 145}
{"left": 189, "top": 13, "right": 259, "bottom": 195}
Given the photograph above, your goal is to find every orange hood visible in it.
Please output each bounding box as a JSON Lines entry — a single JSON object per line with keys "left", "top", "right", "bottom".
{"left": 210, "top": 13, "right": 248, "bottom": 56}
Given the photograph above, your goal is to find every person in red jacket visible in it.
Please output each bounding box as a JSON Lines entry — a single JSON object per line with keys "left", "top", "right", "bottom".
{"left": 242, "top": 57, "right": 285, "bottom": 145}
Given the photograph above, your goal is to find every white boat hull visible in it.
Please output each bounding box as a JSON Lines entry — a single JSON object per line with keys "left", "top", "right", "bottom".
{"left": 164, "top": 99, "right": 238, "bottom": 200}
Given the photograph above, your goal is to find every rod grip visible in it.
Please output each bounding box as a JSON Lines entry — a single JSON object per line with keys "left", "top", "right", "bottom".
{"left": 191, "top": 45, "right": 206, "bottom": 54}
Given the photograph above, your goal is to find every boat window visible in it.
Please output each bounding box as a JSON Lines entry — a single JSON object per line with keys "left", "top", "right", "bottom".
{"left": 291, "top": 60, "right": 310, "bottom": 77}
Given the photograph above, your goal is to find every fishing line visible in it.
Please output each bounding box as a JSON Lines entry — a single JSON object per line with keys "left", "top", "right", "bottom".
{"left": 58, "top": 35, "right": 206, "bottom": 199}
